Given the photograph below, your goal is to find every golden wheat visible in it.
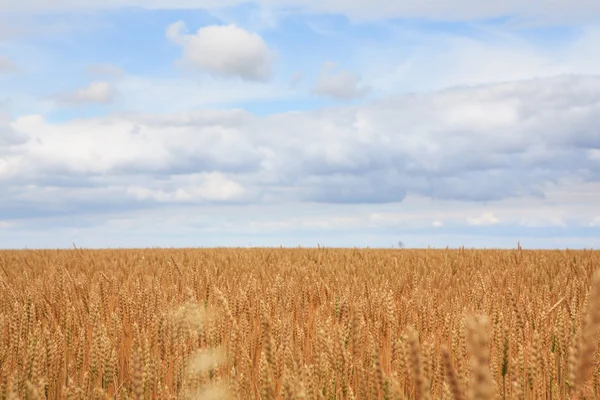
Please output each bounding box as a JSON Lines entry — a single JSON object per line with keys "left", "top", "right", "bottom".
{"left": 0, "top": 248, "right": 599, "bottom": 399}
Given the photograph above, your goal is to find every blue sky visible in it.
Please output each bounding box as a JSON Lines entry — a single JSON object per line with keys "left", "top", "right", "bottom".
{"left": 1, "top": 1, "right": 600, "bottom": 249}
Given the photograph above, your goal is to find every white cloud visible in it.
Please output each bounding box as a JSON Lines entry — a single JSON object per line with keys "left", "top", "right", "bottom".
{"left": 127, "top": 173, "right": 245, "bottom": 203}
{"left": 0, "top": 110, "right": 28, "bottom": 148}
{"left": 312, "top": 62, "right": 369, "bottom": 100}
{"left": 432, "top": 220, "right": 444, "bottom": 228}
{"left": 167, "top": 21, "right": 274, "bottom": 82}
{"left": 3, "top": 0, "right": 600, "bottom": 24}
{"left": 198, "top": 172, "right": 246, "bottom": 201}
{"left": 467, "top": 212, "right": 500, "bottom": 226}
{"left": 2, "top": 75, "right": 600, "bottom": 218}
{"left": 166, "top": 21, "right": 186, "bottom": 45}
{"left": 127, "top": 173, "right": 244, "bottom": 203}
{"left": 0, "top": 221, "right": 12, "bottom": 229}
{"left": 57, "top": 81, "right": 115, "bottom": 105}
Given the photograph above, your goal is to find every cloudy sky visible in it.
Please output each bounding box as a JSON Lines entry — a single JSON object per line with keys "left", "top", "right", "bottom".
{"left": 1, "top": 1, "right": 599, "bottom": 249}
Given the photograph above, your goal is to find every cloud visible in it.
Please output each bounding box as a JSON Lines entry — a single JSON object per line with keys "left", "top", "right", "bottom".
{"left": 283, "top": 0, "right": 600, "bottom": 23}
{"left": 166, "top": 21, "right": 187, "bottom": 45}
{"left": 4, "top": 186, "right": 598, "bottom": 248}
{"left": 3, "top": 0, "right": 600, "bottom": 24}
{"left": 432, "top": 220, "right": 444, "bottom": 228}
{"left": 56, "top": 81, "right": 115, "bottom": 105}
{"left": 110, "top": 75, "right": 301, "bottom": 114}
{"left": 2, "top": 75, "right": 600, "bottom": 220}
{"left": 312, "top": 62, "right": 370, "bottom": 100}
{"left": 467, "top": 212, "right": 500, "bottom": 226}
{"left": 0, "top": 111, "right": 28, "bottom": 149}
{"left": 361, "top": 27, "right": 600, "bottom": 98}
{"left": 0, "top": 56, "right": 17, "bottom": 73}
{"left": 167, "top": 21, "right": 274, "bottom": 82}
{"left": 86, "top": 63, "right": 125, "bottom": 78}
{"left": 127, "top": 172, "right": 245, "bottom": 203}
{"left": 589, "top": 149, "right": 600, "bottom": 162}
{"left": 289, "top": 71, "right": 304, "bottom": 88}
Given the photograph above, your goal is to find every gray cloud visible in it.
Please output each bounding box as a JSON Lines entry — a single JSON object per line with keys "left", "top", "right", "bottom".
{"left": 0, "top": 124, "right": 27, "bottom": 147}
{"left": 86, "top": 63, "right": 125, "bottom": 78}
{"left": 312, "top": 62, "right": 370, "bottom": 100}
{"left": 298, "top": 171, "right": 408, "bottom": 203}
{"left": 2, "top": 74, "right": 600, "bottom": 219}
{"left": 0, "top": 56, "right": 18, "bottom": 74}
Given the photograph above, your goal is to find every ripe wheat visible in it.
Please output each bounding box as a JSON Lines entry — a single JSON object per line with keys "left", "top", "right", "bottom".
{"left": 0, "top": 247, "right": 598, "bottom": 399}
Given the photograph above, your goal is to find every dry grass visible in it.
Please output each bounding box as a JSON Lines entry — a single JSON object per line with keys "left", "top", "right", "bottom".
{"left": 0, "top": 247, "right": 599, "bottom": 399}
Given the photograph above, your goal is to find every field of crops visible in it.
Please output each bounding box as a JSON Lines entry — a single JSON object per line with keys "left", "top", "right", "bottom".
{"left": 0, "top": 248, "right": 599, "bottom": 399}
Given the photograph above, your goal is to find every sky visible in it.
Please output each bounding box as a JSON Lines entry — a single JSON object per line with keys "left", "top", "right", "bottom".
{"left": 1, "top": 1, "right": 600, "bottom": 249}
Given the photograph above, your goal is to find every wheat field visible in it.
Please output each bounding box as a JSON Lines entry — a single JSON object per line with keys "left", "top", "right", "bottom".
{"left": 0, "top": 247, "right": 599, "bottom": 399}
